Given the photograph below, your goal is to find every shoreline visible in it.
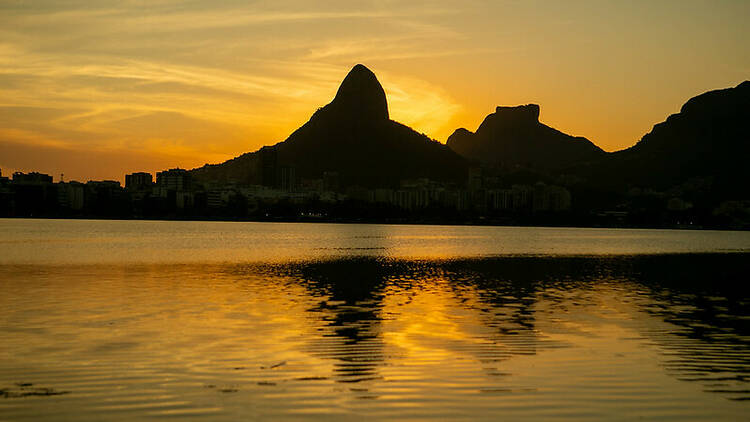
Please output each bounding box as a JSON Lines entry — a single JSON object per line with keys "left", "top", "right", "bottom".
{"left": 0, "top": 214, "right": 746, "bottom": 232}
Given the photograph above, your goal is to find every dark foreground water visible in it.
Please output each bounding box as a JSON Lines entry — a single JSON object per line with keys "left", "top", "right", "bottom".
{"left": 1, "top": 220, "right": 749, "bottom": 420}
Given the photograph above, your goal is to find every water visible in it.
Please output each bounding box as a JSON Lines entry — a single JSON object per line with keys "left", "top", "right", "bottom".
{"left": 2, "top": 219, "right": 749, "bottom": 265}
{"left": 1, "top": 219, "right": 749, "bottom": 420}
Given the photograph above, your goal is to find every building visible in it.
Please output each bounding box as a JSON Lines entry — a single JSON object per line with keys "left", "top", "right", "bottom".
{"left": 84, "top": 181, "right": 125, "bottom": 216}
{"left": 57, "top": 182, "right": 85, "bottom": 211}
{"left": 175, "top": 191, "right": 194, "bottom": 209}
{"left": 125, "top": 172, "right": 153, "bottom": 191}
{"left": 156, "top": 168, "right": 191, "bottom": 191}
{"left": 0, "top": 169, "right": 11, "bottom": 216}
{"left": 532, "top": 184, "right": 572, "bottom": 212}
{"left": 277, "top": 165, "right": 296, "bottom": 191}
{"left": 10, "top": 172, "right": 56, "bottom": 216}
{"left": 512, "top": 185, "right": 534, "bottom": 211}
{"left": 206, "top": 190, "right": 227, "bottom": 208}
{"left": 487, "top": 189, "right": 513, "bottom": 210}
{"left": 13, "top": 172, "right": 53, "bottom": 184}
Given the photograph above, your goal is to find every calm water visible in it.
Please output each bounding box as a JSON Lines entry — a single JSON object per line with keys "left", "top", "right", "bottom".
{"left": 1, "top": 219, "right": 749, "bottom": 421}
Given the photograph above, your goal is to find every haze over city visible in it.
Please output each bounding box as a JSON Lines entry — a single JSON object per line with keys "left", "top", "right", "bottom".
{"left": 1, "top": 0, "right": 748, "bottom": 182}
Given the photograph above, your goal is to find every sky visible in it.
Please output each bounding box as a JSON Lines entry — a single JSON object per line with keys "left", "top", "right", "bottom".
{"left": 1, "top": 0, "right": 748, "bottom": 182}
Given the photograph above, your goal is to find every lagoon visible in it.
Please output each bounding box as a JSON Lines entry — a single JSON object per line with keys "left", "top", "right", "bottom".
{"left": 1, "top": 219, "right": 749, "bottom": 420}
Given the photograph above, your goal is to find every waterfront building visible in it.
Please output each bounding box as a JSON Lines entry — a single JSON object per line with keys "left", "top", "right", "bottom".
{"left": 57, "top": 182, "right": 85, "bottom": 210}
{"left": 12, "top": 172, "right": 53, "bottom": 184}
{"left": 278, "top": 165, "right": 296, "bottom": 191}
{"left": 125, "top": 172, "right": 154, "bottom": 191}
{"left": 156, "top": 168, "right": 191, "bottom": 191}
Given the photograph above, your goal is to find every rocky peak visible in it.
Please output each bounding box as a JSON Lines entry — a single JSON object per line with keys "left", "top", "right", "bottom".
{"left": 329, "top": 64, "right": 389, "bottom": 121}
{"left": 447, "top": 103, "right": 604, "bottom": 170}
{"left": 490, "top": 104, "right": 540, "bottom": 126}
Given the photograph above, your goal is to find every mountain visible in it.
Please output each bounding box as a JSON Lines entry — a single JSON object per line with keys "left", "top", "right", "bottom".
{"left": 192, "top": 64, "right": 467, "bottom": 188}
{"left": 446, "top": 104, "right": 605, "bottom": 170}
{"left": 604, "top": 81, "right": 750, "bottom": 194}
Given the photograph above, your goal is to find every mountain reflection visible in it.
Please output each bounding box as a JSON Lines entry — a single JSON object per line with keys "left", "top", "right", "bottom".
{"left": 293, "top": 259, "right": 388, "bottom": 383}
{"left": 2, "top": 251, "right": 749, "bottom": 422}
{"left": 622, "top": 255, "right": 750, "bottom": 400}
{"left": 250, "top": 254, "right": 750, "bottom": 401}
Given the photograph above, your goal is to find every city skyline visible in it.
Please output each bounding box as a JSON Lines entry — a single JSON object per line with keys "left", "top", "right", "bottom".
{"left": 1, "top": 1, "right": 748, "bottom": 182}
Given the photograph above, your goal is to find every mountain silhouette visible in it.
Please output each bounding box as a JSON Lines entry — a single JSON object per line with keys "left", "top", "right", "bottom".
{"left": 446, "top": 104, "right": 605, "bottom": 170}
{"left": 328, "top": 63, "right": 389, "bottom": 122}
{"left": 616, "top": 81, "right": 749, "bottom": 187}
{"left": 191, "top": 67, "right": 748, "bottom": 205}
{"left": 192, "top": 64, "right": 467, "bottom": 188}
{"left": 579, "top": 81, "right": 750, "bottom": 197}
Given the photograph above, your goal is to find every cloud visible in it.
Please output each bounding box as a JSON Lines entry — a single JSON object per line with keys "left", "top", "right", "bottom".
{"left": 0, "top": 3, "right": 457, "bottom": 36}
{"left": 0, "top": 1, "right": 475, "bottom": 183}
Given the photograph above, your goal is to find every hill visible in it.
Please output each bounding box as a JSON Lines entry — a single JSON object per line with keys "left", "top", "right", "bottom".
{"left": 192, "top": 65, "right": 467, "bottom": 188}
{"left": 606, "top": 81, "right": 750, "bottom": 195}
{"left": 446, "top": 104, "right": 605, "bottom": 170}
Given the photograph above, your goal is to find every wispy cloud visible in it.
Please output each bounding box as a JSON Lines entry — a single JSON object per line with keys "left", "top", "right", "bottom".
{"left": 5, "top": 0, "right": 744, "bottom": 180}
{"left": 0, "top": 1, "right": 474, "bottom": 181}
{"left": 1, "top": 4, "right": 458, "bottom": 35}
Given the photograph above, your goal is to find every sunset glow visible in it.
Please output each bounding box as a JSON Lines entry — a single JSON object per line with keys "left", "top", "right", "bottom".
{"left": 1, "top": 1, "right": 748, "bottom": 182}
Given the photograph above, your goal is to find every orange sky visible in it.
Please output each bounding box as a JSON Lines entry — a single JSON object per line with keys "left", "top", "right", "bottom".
{"left": 1, "top": 1, "right": 748, "bottom": 182}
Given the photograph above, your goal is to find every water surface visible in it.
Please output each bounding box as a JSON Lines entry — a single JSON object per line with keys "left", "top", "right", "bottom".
{"left": 1, "top": 219, "right": 749, "bottom": 420}
{"left": 2, "top": 219, "right": 749, "bottom": 264}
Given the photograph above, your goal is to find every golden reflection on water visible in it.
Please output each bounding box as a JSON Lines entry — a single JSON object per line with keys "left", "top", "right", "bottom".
{"left": 1, "top": 255, "right": 748, "bottom": 421}
{"left": 2, "top": 220, "right": 750, "bottom": 265}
